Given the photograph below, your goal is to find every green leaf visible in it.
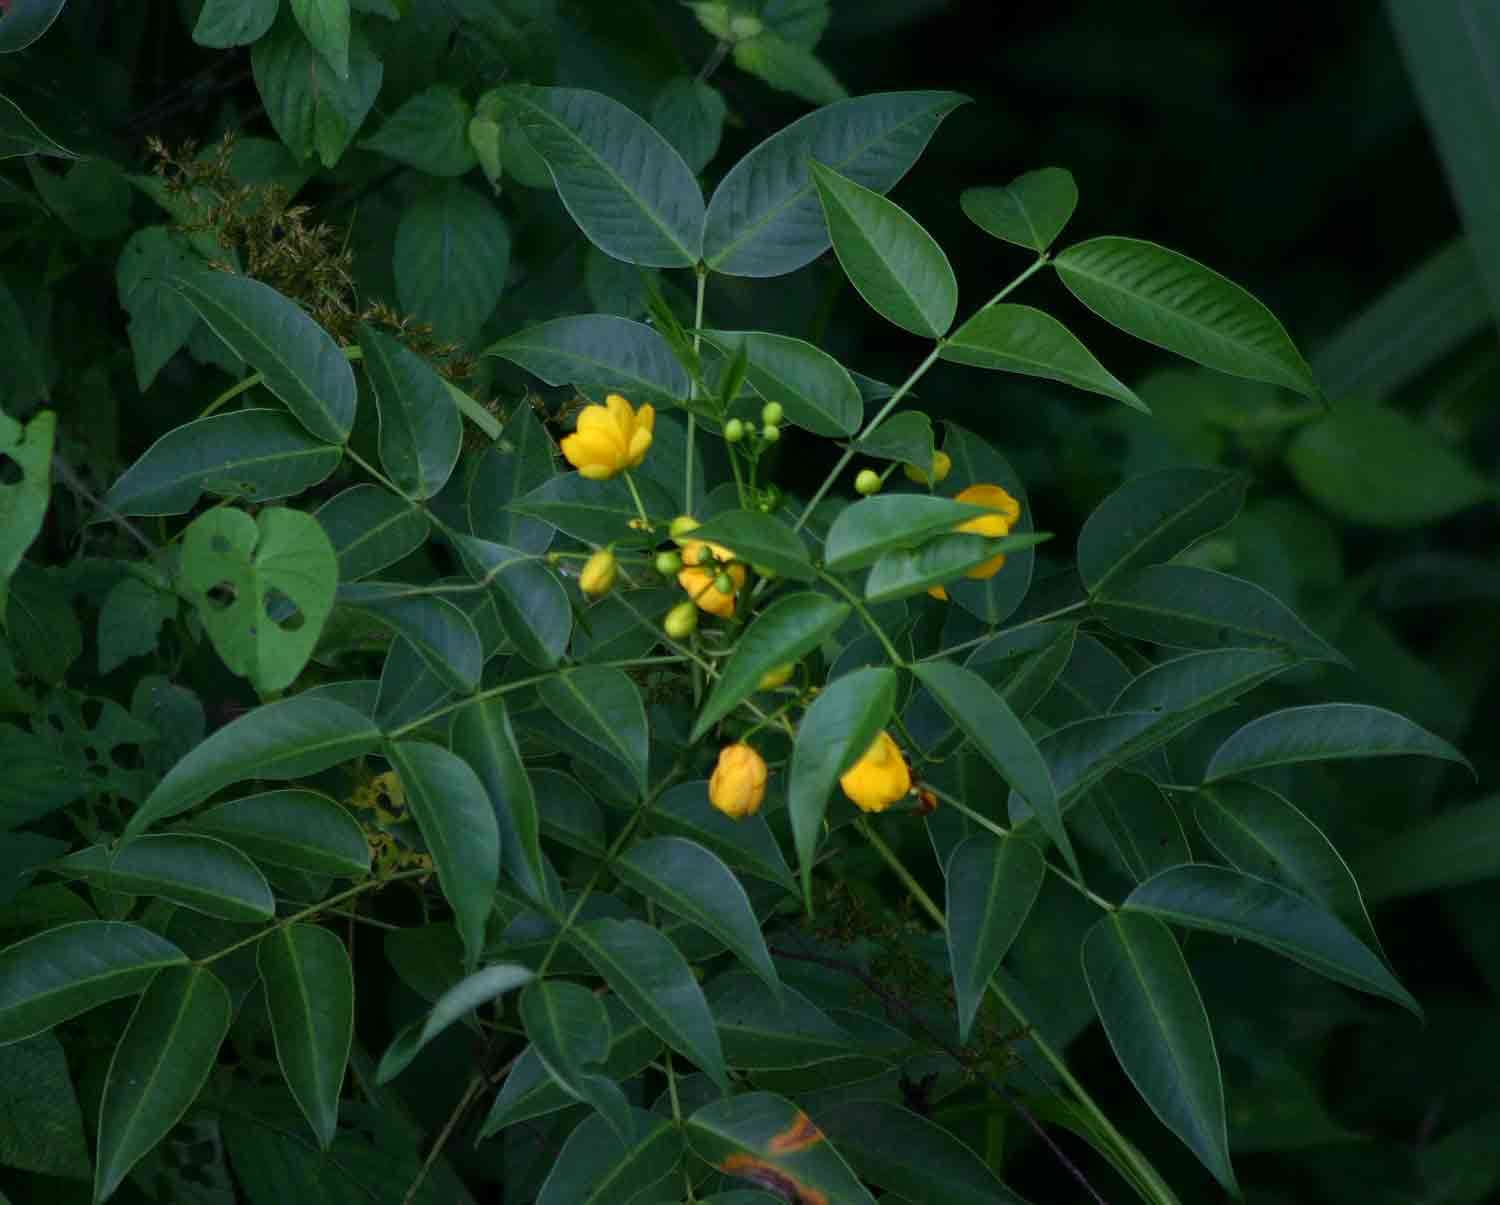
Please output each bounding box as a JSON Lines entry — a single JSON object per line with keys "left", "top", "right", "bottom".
{"left": 692, "top": 593, "right": 848, "bottom": 741}
{"left": 511, "top": 471, "right": 675, "bottom": 548}
{"left": 183, "top": 788, "right": 370, "bottom": 878}
{"left": 173, "top": 272, "right": 356, "bottom": 443}
{"left": 0, "top": 0, "right": 67, "bottom": 51}
{"left": 468, "top": 404, "right": 556, "bottom": 553}
{"left": 1124, "top": 865, "right": 1420, "bottom": 1015}
{"left": 945, "top": 833, "right": 1044, "bottom": 1043}
{"left": 358, "top": 84, "right": 471, "bottom": 177}
{"left": 1204, "top": 703, "right": 1472, "bottom": 782}
{"left": 536, "top": 1109, "right": 683, "bottom": 1204}
{"left": 452, "top": 697, "right": 552, "bottom": 908}
{"left": 537, "top": 667, "right": 649, "bottom": 794}
{"left": 315, "top": 485, "right": 429, "bottom": 582}
{"left": 654, "top": 781, "right": 796, "bottom": 894}
{"left": 1093, "top": 565, "right": 1345, "bottom": 663}
{"left": 960, "top": 167, "right": 1078, "bottom": 252}
{"left": 816, "top": 1099, "right": 1027, "bottom": 1203}
{"left": 686, "top": 510, "right": 816, "bottom": 581}
{"left": 181, "top": 506, "right": 338, "bottom": 693}
{"left": 124, "top": 695, "right": 380, "bottom": 840}
{"left": 94, "top": 966, "right": 231, "bottom": 1203}
{"left": 394, "top": 183, "right": 510, "bottom": 342}
{"left": 941, "top": 304, "right": 1144, "bottom": 410}
{"left": 1312, "top": 238, "right": 1489, "bottom": 402}
{"left": 1073, "top": 773, "right": 1192, "bottom": 889}
{"left": 866, "top": 532, "right": 1047, "bottom": 605}
{"left": 787, "top": 666, "right": 897, "bottom": 905}
{"left": 289, "top": 0, "right": 351, "bottom": 78}
{"left": 854, "top": 409, "right": 934, "bottom": 467}
{"left": 703, "top": 91, "right": 967, "bottom": 277}
{"left": 0, "top": 94, "right": 74, "bottom": 159}
{"left": 0, "top": 921, "right": 186, "bottom": 1044}
{"left": 617, "top": 837, "right": 779, "bottom": 996}
{"left": 258, "top": 924, "right": 354, "bottom": 1149}
{"left": 455, "top": 536, "right": 572, "bottom": 668}
{"left": 700, "top": 330, "right": 861, "bottom": 437}
{"left": 1387, "top": 2, "right": 1500, "bottom": 326}
{"left": 386, "top": 741, "right": 501, "bottom": 968}
{"left": 914, "top": 659, "right": 1066, "bottom": 868}
{"left": 809, "top": 160, "right": 957, "bottom": 337}
{"left": 531, "top": 768, "right": 604, "bottom": 855}
{"left": 1053, "top": 236, "right": 1317, "bottom": 397}
{"left": 103, "top": 409, "right": 342, "bottom": 517}
{"left": 485, "top": 315, "right": 689, "bottom": 409}
{"left": 193, "top": 0, "right": 278, "bottom": 47}
{"left": 1194, "top": 780, "right": 1384, "bottom": 956}
{"left": 337, "top": 582, "right": 481, "bottom": 692}
{"left": 0, "top": 407, "right": 53, "bottom": 622}
{"left": 517, "top": 978, "right": 633, "bottom": 1138}
{"left": 940, "top": 424, "right": 1037, "bottom": 624}
{"left": 569, "top": 917, "right": 728, "bottom": 1090}
{"left": 824, "top": 495, "right": 993, "bottom": 572}
{"left": 733, "top": 32, "right": 846, "bottom": 105}
{"left": 1112, "top": 646, "right": 1299, "bottom": 724}
{"left": 378, "top": 963, "right": 532, "bottom": 1084}
{"left": 1077, "top": 466, "right": 1249, "bottom": 594}
{"left": 1357, "top": 796, "right": 1500, "bottom": 903}
{"left": 357, "top": 325, "right": 462, "bottom": 500}
{"left": 499, "top": 85, "right": 704, "bottom": 268}
{"left": 0, "top": 1033, "right": 90, "bottom": 1178}
{"left": 54, "top": 835, "right": 273, "bottom": 922}
{"left": 650, "top": 76, "right": 726, "bottom": 174}
{"left": 1285, "top": 398, "right": 1495, "bottom": 527}
{"left": 96, "top": 575, "right": 177, "bottom": 674}
{"left": 252, "top": 9, "right": 382, "bottom": 167}
{"left": 706, "top": 971, "right": 853, "bottom": 1069}
{"left": 117, "top": 226, "right": 202, "bottom": 390}
{"left": 686, "top": 1092, "right": 876, "bottom": 1203}
{"left": 1082, "top": 912, "right": 1235, "bottom": 1193}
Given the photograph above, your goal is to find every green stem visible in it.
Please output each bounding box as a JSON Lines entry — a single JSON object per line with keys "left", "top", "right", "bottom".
{"left": 197, "top": 371, "right": 265, "bottom": 420}
{"left": 919, "top": 599, "right": 1089, "bottom": 664}
{"left": 857, "top": 819, "right": 1173, "bottom": 1205}
{"left": 622, "top": 470, "right": 654, "bottom": 530}
{"left": 686, "top": 266, "right": 706, "bottom": 515}
{"left": 818, "top": 570, "right": 906, "bottom": 668}
{"left": 201, "top": 869, "right": 429, "bottom": 964}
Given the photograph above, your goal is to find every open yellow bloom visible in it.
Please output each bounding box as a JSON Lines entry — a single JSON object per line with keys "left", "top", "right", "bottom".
{"left": 561, "top": 393, "right": 655, "bottom": 480}
{"left": 709, "top": 743, "right": 768, "bottom": 819}
{"left": 676, "top": 539, "right": 747, "bottom": 618}
{"left": 929, "top": 482, "right": 1022, "bottom": 601}
{"left": 839, "top": 730, "right": 911, "bottom": 813}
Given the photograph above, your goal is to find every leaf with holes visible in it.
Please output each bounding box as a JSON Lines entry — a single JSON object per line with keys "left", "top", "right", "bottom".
{"left": 0, "top": 406, "right": 53, "bottom": 624}
{"left": 180, "top": 507, "right": 337, "bottom": 693}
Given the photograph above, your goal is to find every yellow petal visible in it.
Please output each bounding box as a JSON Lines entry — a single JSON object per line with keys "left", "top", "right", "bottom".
{"left": 626, "top": 426, "right": 653, "bottom": 467}
{"left": 965, "top": 553, "right": 1007, "bottom": 581}
{"left": 577, "top": 461, "right": 618, "bottom": 481}
{"left": 927, "top": 584, "right": 948, "bottom": 601}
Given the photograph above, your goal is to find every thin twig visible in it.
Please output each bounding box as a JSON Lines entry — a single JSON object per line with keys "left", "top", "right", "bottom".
{"left": 768, "top": 938, "right": 1109, "bottom": 1205}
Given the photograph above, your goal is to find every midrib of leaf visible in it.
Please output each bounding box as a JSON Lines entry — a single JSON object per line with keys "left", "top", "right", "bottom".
{"left": 520, "top": 96, "right": 696, "bottom": 264}
{"left": 709, "top": 104, "right": 943, "bottom": 269}
{"left": 339, "top": 505, "right": 423, "bottom": 564}
{"left": 1087, "top": 476, "right": 1242, "bottom": 593}
{"left": 282, "top": 930, "right": 329, "bottom": 1122}
{"left": 1062, "top": 248, "right": 1291, "bottom": 376}
{"left": 107, "top": 972, "right": 201, "bottom": 1164}
{"left": 1097, "top": 591, "right": 1321, "bottom": 649}
{"left": 494, "top": 332, "right": 682, "bottom": 399}
{"left": 557, "top": 672, "right": 638, "bottom": 781}
{"left": 824, "top": 184, "right": 932, "bottom": 329}
{"left": 122, "top": 439, "right": 339, "bottom": 502}
{"left": 182, "top": 287, "right": 343, "bottom": 437}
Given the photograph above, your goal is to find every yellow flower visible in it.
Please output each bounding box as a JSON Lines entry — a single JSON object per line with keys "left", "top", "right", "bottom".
{"left": 903, "top": 450, "right": 953, "bottom": 485}
{"left": 579, "top": 548, "right": 618, "bottom": 597}
{"left": 839, "top": 730, "right": 911, "bottom": 813}
{"left": 560, "top": 393, "right": 655, "bottom": 480}
{"left": 929, "top": 482, "right": 1022, "bottom": 601}
{"left": 708, "top": 742, "right": 768, "bottom": 820}
{"left": 677, "top": 539, "right": 747, "bottom": 618}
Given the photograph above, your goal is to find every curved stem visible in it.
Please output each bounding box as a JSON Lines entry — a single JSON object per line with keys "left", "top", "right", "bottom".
{"left": 818, "top": 570, "right": 906, "bottom": 668}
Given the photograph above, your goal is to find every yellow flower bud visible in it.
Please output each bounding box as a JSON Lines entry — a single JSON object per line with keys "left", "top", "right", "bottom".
{"left": 709, "top": 742, "right": 768, "bottom": 820}
{"left": 560, "top": 393, "right": 655, "bottom": 481}
{"left": 578, "top": 548, "right": 617, "bottom": 597}
{"left": 839, "top": 730, "right": 911, "bottom": 813}
{"left": 903, "top": 450, "right": 953, "bottom": 485}
{"left": 670, "top": 514, "right": 701, "bottom": 541}
{"left": 757, "top": 662, "right": 795, "bottom": 691}
{"left": 664, "top": 600, "right": 699, "bottom": 639}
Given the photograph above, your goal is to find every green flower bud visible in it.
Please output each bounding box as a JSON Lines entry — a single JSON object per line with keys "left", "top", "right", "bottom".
{"left": 761, "top": 423, "right": 781, "bottom": 443}
{"left": 855, "top": 469, "right": 881, "bottom": 496}
{"left": 655, "top": 550, "right": 684, "bottom": 576}
{"left": 724, "top": 417, "right": 745, "bottom": 443}
{"left": 761, "top": 401, "right": 784, "bottom": 426}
